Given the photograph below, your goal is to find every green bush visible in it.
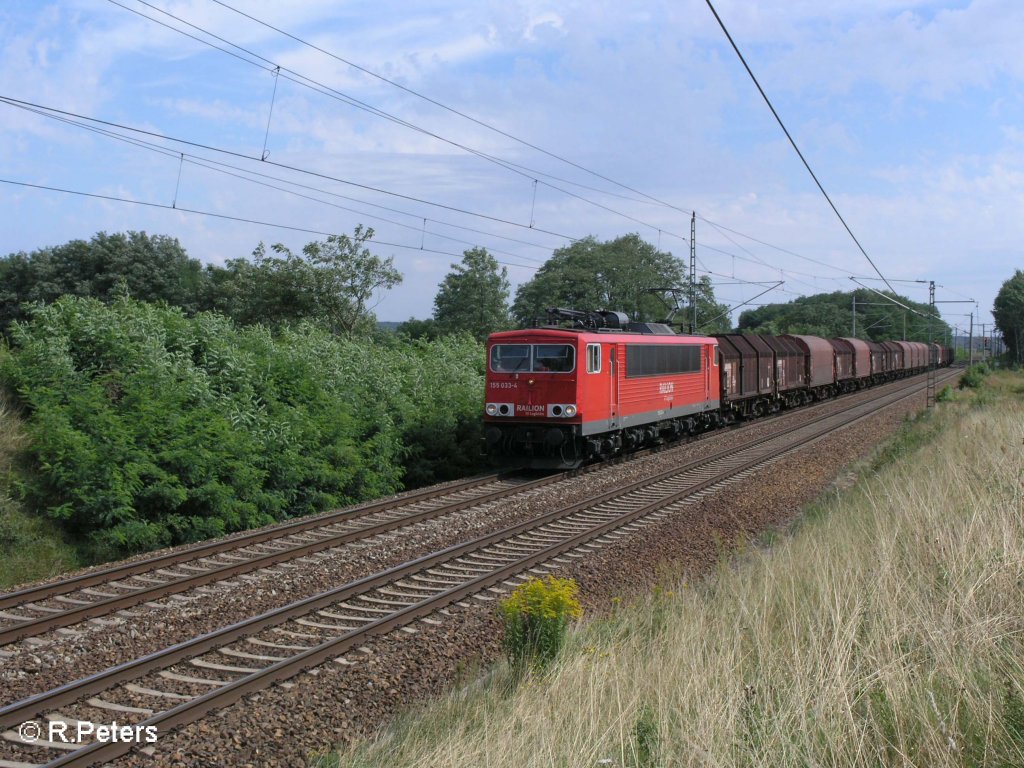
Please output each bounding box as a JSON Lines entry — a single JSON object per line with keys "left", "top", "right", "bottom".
{"left": 958, "top": 363, "right": 991, "bottom": 390}
{"left": 499, "top": 575, "right": 583, "bottom": 672}
{"left": 0, "top": 296, "right": 485, "bottom": 558}
{"left": 632, "top": 704, "right": 660, "bottom": 768}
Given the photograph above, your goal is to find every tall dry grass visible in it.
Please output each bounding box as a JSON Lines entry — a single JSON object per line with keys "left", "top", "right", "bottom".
{"left": 327, "top": 372, "right": 1024, "bottom": 768}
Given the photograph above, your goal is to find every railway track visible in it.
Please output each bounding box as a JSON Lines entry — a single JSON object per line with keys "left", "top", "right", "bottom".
{"left": 0, "top": 369, "right": 956, "bottom": 768}
{"left": 0, "top": 367, "right": 932, "bottom": 649}
{"left": 0, "top": 473, "right": 567, "bottom": 646}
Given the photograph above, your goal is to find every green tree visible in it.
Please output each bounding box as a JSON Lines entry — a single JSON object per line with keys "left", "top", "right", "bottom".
{"left": 738, "top": 290, "right": 950, "bottom": 342}
{"left": 0, "top": 231, "right": 207, "bottom": 330}
{"left": 654, "top": 275, "right": 733, "bottom": 334}
{"left": 204, "top": 226, "right": 402, "bottom": 334}
{"left": 512, "top": 234, "right": 678, "bottom": 324}
{"left": 202, "top": 243, "right": 317, "bottom": 326}
{"left": 993, "top": 270, "right": 1024, "bottom": 363}
{"left": 433, "top": 247, "right": 510, "bottom": 341}
{"left": 396, "top": 317, "right": 439, "bottom": 341}
{"left": 300, "top": 225, "right": 403, "bottom": 335}
{"left": 512, "top": 234, "right": 729, "bottom": 331}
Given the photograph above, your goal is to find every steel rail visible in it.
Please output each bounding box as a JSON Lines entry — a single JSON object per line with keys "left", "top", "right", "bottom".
{"left": 0, "top": 370, "right": 954, "bottom": 747}
{"left": 31, "top": 368, "right": 956, "bottom": 768}
{"left": 0, "top": 369, "right": 932, "bottom": 643}
{"left": 0, "top": 475, "right": 558, "bottom": 645}
{"left": 0, "top": 472, "right": 507, "bottom": 611}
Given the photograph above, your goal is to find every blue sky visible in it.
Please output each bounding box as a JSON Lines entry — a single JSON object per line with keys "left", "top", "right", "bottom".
{"left": 2, "top": 0, "right": 1021, "bottom": 335}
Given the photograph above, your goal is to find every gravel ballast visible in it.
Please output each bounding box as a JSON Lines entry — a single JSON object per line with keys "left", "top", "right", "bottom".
{"left": 80, "top": 381, "right": 945, "bottom": 768}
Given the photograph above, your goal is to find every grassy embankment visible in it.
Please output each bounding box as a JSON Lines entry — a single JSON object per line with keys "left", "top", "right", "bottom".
{"left": 324, "top": 370, "right": 1024, "bottom": 768}
{"left": 0, "top": 395, "right": 79, "bottom": 588}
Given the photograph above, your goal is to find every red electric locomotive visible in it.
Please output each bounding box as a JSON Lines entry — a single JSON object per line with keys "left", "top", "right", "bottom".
{"left": 484, "top": 310, "right": 720, "bottom": 468}
{"left": 485, "top": 309, "right": 954, "bottom": 469}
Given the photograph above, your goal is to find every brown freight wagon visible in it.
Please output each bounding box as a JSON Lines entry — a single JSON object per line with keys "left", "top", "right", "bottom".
{"left": 829, "top": 338, "right": 856, "bottom": 390}
{"left": 896, "top": 340, "right": 925, "bottom": 370}
{"left": 863, "top": 339, "right": 888, "bottom": 379}
{"left": 761, "top": 335, "right": 805, "bottom": 394}
{"left": 881, "top": 341, "right": 905, "bottom": 373}
{"left": 839, "top": 337, "right": 871, "bottom": 382}
{"left": 717, "top": 335, "right": 769, "bottom": 399}
{"left": 907, "top": 341, "right": 928, "bottom": 370}
{"left": 895, "top": 341, "right": 915, "bottom": 370}
{"left": 912, "top": 341, "right": 930, "bottom": 369}
{"left": 782, "top": 334, "right": 836, "bottom": 393}
{"left": 715, "top": 334, "right": 776, "bottom": 417}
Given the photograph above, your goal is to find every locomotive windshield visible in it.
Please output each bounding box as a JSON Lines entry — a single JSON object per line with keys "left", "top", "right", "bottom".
{"left": 489, "top": 344, "right": 575, "bottom": 373}
{"left": 533, "top": 344, "right": 575, "bottom": 372}
{"left": 490, "top": 344, "right": 531, "bottom": 372}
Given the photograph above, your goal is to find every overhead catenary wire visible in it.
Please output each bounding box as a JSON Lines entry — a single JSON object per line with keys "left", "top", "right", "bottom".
{"left": 207, "top": 0, "right": 904, "bottom": 287}
{"left": 0, "top": 178, "right": 542, "bottom": 271}
{"left": 699, "top": 281, "right": 784, "bottom": 331}
{"left": 209, "top": 1, "right": 873, "bottom": 287}
{"left": 699, "top": 215, "right": 869, "bottom": 283}
{"left": 849, "top": 278, "right": 936, "bottom": 320}
{"left": 6, "top": 91, "right": 848, "bottom": 299}
{"left": 703, "top": 0, "right": 900, "bottom": 298}
{"left": 121, "top": 0, "right": 870, "bottom": 281}
{"left": 6, "top": 4, "right": 935, "bottom": 312}
{"left": 116, "top": 0, "right": 655, "bottom": 206}
{"left": 695, "top": 241, "right": 847, "bottom": 295}
{"left": 13, "top": 89, "right": 855, "bottom": 299}
{"left": 2, "top": 96, "right": 556, "bottom": 264}
{"left": 209, "top": 0, "right": 697, "bottom": 211}
{"left": 0, "top": 94, "right": 578, "bottom": 242}
{"left": 696, "top": 214, "right": 868, "bottom": 277}
{"left": 109, "top": 0, "right": 694, "bottom": 245}
{"left": 673, "top": 219, "right": 863, "bottom": 293}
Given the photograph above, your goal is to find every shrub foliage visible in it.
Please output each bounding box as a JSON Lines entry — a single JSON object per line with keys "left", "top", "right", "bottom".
{"left": 499, "top": 575, "right": 583, "bottom": 671}
{"left": 958, "top": 362, "right": 990, "bottom": 390}
{"left": 0, "top": 296, "right": 484, "bottom": 558}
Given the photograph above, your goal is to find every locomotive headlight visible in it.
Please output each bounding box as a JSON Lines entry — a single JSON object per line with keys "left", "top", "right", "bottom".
{"left": 485, "top": 403, "right": 498, "bottom": 416}
{"left": 546, "top": 403, "right": 578, "bottom": 418}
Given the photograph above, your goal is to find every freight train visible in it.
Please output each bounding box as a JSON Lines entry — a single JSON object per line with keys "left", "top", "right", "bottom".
{"left": 483, "top": 309, "right": 953, "bottom": 469}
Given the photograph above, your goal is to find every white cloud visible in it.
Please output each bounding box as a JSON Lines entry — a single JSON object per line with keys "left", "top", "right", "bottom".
{"left": 1, "top": 0, "right": 1021, "bottom": 324}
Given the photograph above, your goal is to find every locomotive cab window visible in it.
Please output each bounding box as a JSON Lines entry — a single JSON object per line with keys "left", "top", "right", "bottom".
{"left": 489, "top": 343, "right": 575, "bottom": 373}
{"left": 533, "top": 344, "right": 575, "bottom": 373}
{"left": 586, "top": 343, "right": 601, "bottom": 374}
{"left": 490, "top": 344, "right": 531, "bottom": 372}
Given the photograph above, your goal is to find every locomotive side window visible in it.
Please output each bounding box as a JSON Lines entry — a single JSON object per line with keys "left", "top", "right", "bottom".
{"left": 490, "top": 344, "right": 531, "bottom": 372}
{"left": 586, "top": 343, "right": 602, "bottom": 374}
{"left": 624, "top": 344, "right": 701, "bottom": 378}
{"left": 533, "top": 344, "right": 575, "bottom": 373}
